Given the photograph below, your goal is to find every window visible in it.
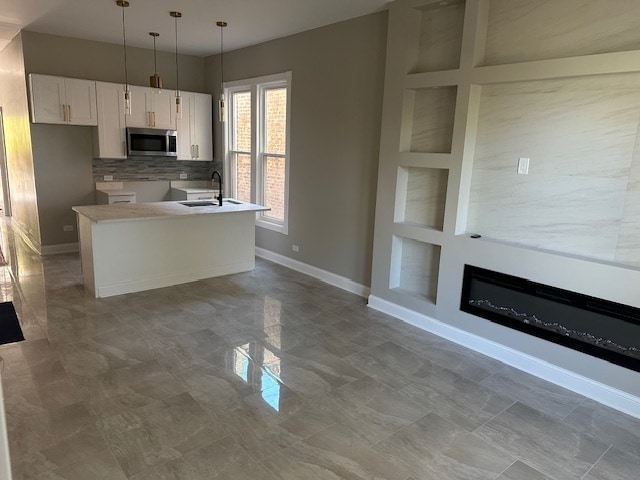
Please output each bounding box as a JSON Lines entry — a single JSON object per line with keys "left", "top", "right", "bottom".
{"left": 225, "top": 72, "right": 291, "bottom": 234}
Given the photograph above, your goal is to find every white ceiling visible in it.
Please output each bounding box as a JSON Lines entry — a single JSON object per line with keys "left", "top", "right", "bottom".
{"left": 0, "top": 0, "right": 390, "bottom": 56}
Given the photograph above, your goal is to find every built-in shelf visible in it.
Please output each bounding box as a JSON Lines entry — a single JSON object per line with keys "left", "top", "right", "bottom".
{"left": 389, "top": 236, "right": 441, "bottom": 303}
{"left": 403, "top": 86, "right": 457, "bottom": 154}
{"left": 395, "top": 166, "right": 448, "bottom": 230}
{"left": 410, "top": 0, "right": 465, "bottom": 74}
{"left": 483, "top": 0, "right": 640, "bottom": 66}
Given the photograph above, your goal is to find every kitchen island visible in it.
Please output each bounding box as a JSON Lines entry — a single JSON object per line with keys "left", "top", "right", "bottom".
{"left": 73, "top": 200, "right": 268, "bottom": 298}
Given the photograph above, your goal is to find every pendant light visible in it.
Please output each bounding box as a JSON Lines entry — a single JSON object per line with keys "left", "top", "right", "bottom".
{"left": 149, "top": 32, "right": 163, "bottom": 89}
{"left": 217, "top": 21, "right": 227, "bottom": 123}
{"left": 116, "top": 0, "right": 131, "bottom": 115}
{"left": 170, "top": 11, "right": 182, "bottom": 118}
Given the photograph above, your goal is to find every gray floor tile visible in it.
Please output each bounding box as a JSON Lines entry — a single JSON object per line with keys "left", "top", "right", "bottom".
{"left": 583, "top": 447, "right": 640, "bottom": 480}
{"left": 474, "top": 402, "right": 609, "bottom": 479}
{"left": 497, "top": 460, "right": 552, "bottom": 480}
{"left": 373, "top": 412, "right": 515, "bottom": 480}
{"left": 480, "top": 365, "right": 586, "bottom": 418}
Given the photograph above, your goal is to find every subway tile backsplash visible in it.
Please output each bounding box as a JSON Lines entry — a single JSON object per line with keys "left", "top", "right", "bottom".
{"left": 92, "top": 157, "right": 223, "bottom": 182}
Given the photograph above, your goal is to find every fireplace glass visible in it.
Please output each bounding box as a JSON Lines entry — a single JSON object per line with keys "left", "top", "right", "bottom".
{"left": 460, "top": 265, "right": 640, "bottom": 372}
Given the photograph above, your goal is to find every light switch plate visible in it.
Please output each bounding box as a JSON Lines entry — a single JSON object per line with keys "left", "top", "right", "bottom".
{"left": 179, "top": 173, "right": 188, "bottom": 179}
{"left": 517, "top": 157, "right": 530, "bottom": 175}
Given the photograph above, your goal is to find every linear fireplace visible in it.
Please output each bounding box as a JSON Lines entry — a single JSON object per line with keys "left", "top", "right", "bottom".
{"left": 460, "top": 265, "right": 640, "bottom": 372}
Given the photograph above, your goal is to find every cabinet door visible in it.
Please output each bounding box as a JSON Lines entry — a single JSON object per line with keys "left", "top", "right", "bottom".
{"left": 127, "top": 85, "right": 151, "bottom": 128}
{"left": 65, "top": 78, "right": 97, "bottom": 126}
{"left": 192, "top": 93, "right": 213, "bottom": 161}
{"left": 29, "top": 74, "right": 66, "bottom": 124}
{"left": 95, "top": 82, "right": 126, "bottom": 159}
{"left": 150, "top": 89, "right": 177, "bottom": 130}
{"left": 176, "top": 93, "right": 194, "bottom": 160}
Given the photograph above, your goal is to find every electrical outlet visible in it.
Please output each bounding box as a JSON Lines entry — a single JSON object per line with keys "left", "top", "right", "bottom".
{"left": 104, "top": 175, "right": 114, "bottom": 181}
{"left": 179, "top": 173, "right": 188, "bottom": 179}
{"left": 292, "top": 245, "right": 299, "bottom": 252}
{"left": 63, "top": 225, "right": 74, "bottom": 232}
{"left": 517, "top": 157, "right": 530, "bottom": 175}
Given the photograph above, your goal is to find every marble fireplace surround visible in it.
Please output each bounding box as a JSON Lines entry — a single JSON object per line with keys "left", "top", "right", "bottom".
{"left": 460, "top": 265, "right": 640, "bottom": 373}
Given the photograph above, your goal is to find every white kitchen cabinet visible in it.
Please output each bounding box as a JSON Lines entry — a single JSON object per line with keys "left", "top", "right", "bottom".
{"left": 96, "top": 189, "right": 136, "bottom": 205}
{"left": 29, "top": 74, "right": 97, "bottom": 126}
{"left": 94, "top": 81, "right": 126, "bottom": 159}
{"left": 170, "top": 187, "right": 218, "bottom": 201}
{"left": 128, "top": 85, "right": 176, "bottom": 130}
{"left": 177, "top": 92, "right": 213, "bottom": 161}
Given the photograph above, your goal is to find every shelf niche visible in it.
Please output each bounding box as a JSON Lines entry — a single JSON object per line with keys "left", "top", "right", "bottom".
{"left": 483, "top": 0, "right": 640, "bottom": 66}
{"left": 390, "top": 236, "right": 441, "bottom": 303}
{"left": 403, "top": 86, "right": 457, "bottom": 154}
{"left": 410, "top": 0, "right": 465, "bottom": 74}
{"left": 396, "top": 166, "right": 448, "bottom": 230}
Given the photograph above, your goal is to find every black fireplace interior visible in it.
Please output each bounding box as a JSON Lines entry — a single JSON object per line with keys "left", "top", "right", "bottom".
{"left": 460, "top": 265, "right": 640, "bottom": 372}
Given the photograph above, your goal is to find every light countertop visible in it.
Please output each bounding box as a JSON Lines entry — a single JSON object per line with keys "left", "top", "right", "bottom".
{"left": 73, "top": 200, "right": 268, "bottom": 223}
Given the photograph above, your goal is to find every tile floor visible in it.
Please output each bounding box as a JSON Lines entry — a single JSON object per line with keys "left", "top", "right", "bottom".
{"left": 0, "top": 223, "right": 639, "bottom": 479}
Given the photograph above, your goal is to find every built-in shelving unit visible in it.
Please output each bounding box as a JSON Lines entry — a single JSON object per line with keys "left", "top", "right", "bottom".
{"left": 371, "top": 0, "right": 640, "bottom": 313}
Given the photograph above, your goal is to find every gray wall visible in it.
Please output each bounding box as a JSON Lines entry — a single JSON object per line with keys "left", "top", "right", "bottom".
{"left": 21, "top": 31, "right": 205, "bottom": 92}
{"left": 18, "top": 31, "right": 208, "bottom": 248}
{"left": 205, "top": 12, "right": 388, "bottom": 286}
{"left": 0, "top": 34, "right": 41, "bottom": 248}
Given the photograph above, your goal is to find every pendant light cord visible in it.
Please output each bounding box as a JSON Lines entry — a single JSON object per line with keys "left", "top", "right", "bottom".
{"left": 220, "top": 25, "right": 224, "bottom": 92}
{"left": 121, "top": 5, "right": 129, "bottom": 90}
{"left": 153, "top": 35, "right": 158, "bottom": 75}
{"left": 174, "top": 17, "right": 179, "bottom": 94}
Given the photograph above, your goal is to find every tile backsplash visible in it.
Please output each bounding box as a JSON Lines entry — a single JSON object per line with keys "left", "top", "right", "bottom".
{"left": 92, "top": 157, "right": 223, "bottom": 182}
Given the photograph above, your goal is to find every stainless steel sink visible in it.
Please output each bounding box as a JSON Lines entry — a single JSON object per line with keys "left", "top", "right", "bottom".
{"left": 179, "top": 201, "right": 217, "bottom": 207}
{"left": 179, "top": 199, "right": 243, "bottom": 207}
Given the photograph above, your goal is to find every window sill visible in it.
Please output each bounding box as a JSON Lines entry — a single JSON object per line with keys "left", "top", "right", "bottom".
{"left": 256, "top": 218, "right": 288, "bottom": 235}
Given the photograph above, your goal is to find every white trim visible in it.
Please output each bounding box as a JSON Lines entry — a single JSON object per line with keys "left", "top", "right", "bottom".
{"left": 256, "top": 247, "right": 370, "bottom": 298}
{"left": 367, "top": 295, "right": 640, "bottom": 419}
{"left": 40, "top": 243, "right": 79, "bottom": 255}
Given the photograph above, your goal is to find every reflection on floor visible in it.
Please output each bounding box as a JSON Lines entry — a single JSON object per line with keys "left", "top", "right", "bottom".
{"left": 0, "top": 221, "right": 639, "bottom": 480}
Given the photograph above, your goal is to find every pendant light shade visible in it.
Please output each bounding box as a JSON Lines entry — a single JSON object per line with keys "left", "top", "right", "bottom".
{"left": 217, "top": 21, "right": 227, "bottom": 123}
{"left": 170, "top": 11, "right": 182, "bottom": 118}
{"left": 116, "top": 0, "right": 131, "bottom": 115}
{"left": 149, "top": 32, "right": 163, "bottom": 89}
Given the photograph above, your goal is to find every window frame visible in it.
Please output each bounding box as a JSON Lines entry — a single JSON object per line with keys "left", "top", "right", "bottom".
{"left": 224, "top": 71, "right": 292, "bottom": 235}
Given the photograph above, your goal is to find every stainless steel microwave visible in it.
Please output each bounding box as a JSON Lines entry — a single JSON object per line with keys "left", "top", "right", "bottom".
{"left": 126, "top": 127, "right": 177, "bottom": 157}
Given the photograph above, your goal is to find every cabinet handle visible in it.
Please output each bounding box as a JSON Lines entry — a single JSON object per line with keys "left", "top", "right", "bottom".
{"left": 68, "top": 105, "right": 72, "bottom": 122}
{"left": 62, "top": 104, "right": 67, "bottom": 122}
{"left": 147, "top": 112, "right": 151, "bottom": 126}
{"left": 152, "top": 111, "right": 156, "bottom": 127}
{"left": 122, "top": 141, "right": 126, "bottom": 156}
{"left": 196, "top": 145, "right": 199, "bottom": 158}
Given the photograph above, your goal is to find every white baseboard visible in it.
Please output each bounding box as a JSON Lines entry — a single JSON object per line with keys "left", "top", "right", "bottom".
{"left": 40, "top": 243, "right": 79, "bottom": 255}
{"left": 368, "top": 295, "right": 640, "bottom": 420}
{"left": 255, "top": 247, "right": 370, "bottom": 298}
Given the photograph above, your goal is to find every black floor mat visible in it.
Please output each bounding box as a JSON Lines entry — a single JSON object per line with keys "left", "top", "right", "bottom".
{"left": 0, "top": 301, "right": 25, "bottom": 345}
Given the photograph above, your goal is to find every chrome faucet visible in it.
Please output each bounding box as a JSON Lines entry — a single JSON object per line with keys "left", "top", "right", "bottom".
{"left": 211, "top": 170, "right": 223, "bottom": 206}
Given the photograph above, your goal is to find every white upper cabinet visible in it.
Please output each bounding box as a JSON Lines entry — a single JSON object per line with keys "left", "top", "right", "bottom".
{"left": 128, "top": 85, "right": 176, "bottom": 130}
{"left": 94, "top": 81, "right": 126, "bottom": 159}
{"left": 177, "top": 92, "right": 213, "bottom": 161}
{"left": 29, "top": 74, "right": 98, "bottom": 126}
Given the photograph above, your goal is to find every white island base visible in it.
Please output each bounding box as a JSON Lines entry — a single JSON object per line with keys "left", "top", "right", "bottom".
{"left": 74, "top": 201, "right": 267, "bottom": 298}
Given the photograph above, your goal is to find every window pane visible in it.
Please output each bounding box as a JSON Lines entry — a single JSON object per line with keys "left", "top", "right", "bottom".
{"left": 265, "top": 88, "right": 287, "bottom": 155}
{"left": 232, "top": 91, "right": 252, "bottom": 151}
{"left": 263, "top": 155, "right": 285, "bottom": 222}
{"left": 234, "top": 152, "right": 252, "bottom": 203}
